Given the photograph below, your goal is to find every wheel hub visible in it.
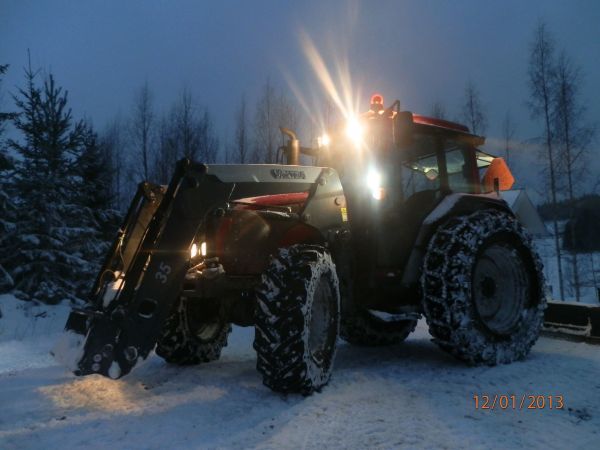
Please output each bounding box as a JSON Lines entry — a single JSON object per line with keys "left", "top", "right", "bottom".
{"left": 480, "top": 277, "right": 496, "bottom": 298}
{"left": 184, "top": 298, "right": 222, "bottom": 343}
{"left": 473, "top": 243, "right": 529, "bottom": 335}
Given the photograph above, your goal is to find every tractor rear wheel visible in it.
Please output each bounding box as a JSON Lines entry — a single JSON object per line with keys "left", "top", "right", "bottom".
{"left": 421, "top": 209, "right": 546, "bottom": 365}
{"left": 155, "top": 297, "right": 231, "bottom": 365}
{"left": 253, "top": 245, "right": 340, "bottom": 395}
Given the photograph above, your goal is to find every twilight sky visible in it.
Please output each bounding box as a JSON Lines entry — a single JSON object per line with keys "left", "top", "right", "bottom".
{"left": 2, "top": 0, "right": 599, "bottom": 187}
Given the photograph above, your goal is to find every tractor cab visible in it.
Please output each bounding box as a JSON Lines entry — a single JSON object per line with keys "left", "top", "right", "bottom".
{"left": 316, "top": 95, "right": 494, "bottom": 207}
{"left": 312, "top": 96, "right": 512, "bottom": 310}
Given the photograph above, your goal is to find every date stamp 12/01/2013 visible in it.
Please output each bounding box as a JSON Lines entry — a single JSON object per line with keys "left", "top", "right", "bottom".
{"left": 473, "top": 394, "right": 564, "bottom": 410}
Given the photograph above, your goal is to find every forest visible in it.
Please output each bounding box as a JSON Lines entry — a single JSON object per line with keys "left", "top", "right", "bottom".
{"left": 0, "top": 21, "right": 598, "bottom": 305}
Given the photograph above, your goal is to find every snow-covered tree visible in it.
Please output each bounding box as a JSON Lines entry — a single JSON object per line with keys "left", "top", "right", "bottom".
{"left": 0, "top": 151, "right": 16, "bottom": 293}
{"left": 2, "top": 65, "right": 117, "bottom": 303}
{"left": 0, "top": 64, "right": 17, "bottom": 291}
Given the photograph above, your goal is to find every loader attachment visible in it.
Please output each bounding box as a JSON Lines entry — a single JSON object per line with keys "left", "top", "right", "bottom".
{"left": 59, "top": 159, "right": 343, "bottom": 379}
{"left": 62, "top": 159, "right": 233, "bottom": 378}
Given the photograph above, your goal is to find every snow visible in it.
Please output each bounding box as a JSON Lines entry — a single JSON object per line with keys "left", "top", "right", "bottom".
{"left": 0, "top": 294, "right": 598, "bottom": 449}
{"left": 102, "top": 272, "right": 123, "bottom": 307}
{"left": 423, "top": 192, "right": 501, "bottom": 225}
{"left": 52, "top": 331, "right": 86, "bottom": 372}
{"left": 499, "top": 189, "right": 520, "bottom": 207}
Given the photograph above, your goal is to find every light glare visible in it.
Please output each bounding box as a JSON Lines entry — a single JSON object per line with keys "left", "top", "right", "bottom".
{"left": 318, "top": 133, "right": 331, "bottom": 147}
{"left": 366, "top": 169, "right": 384, "bottom": 200}
{"left": 346, "top": 118, "right": 364, "bottom": 146}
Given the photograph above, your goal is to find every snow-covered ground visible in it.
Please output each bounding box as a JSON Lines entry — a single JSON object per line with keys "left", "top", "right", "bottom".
{"left": 0, "top": 294, "right": 598, "bottom": 449}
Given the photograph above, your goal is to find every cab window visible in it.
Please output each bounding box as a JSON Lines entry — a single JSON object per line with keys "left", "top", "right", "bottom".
{"left": 445, "top": 147, "right": 477, "bottom": 193}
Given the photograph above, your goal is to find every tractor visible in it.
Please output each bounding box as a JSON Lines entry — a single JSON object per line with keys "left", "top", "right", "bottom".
{"left": 60, "top": 95, "right": 547, "bottom": 394}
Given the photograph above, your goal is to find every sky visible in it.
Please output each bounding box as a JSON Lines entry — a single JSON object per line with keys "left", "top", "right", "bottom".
{"left": 1, "top": 0, "right": 599, "bottom": 193}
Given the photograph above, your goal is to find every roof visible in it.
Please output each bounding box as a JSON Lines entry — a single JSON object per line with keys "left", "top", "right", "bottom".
{"left": 411, "top": 113, "right": 485, "bottom": 146}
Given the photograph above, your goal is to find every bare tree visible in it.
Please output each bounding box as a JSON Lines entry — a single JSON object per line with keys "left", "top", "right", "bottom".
{"left": 322, "top": 97, "right": 337, "bottom": 130}
{"left": 99, "top": 116, "right": 126, "bottom": 210}
{"left": 253, "top": 78, "right": 277, "bottom": 163}
{"left": 553, "top": 50, "right": 596, "bottom": 301}
{"left": 527, "top": 21, "right": 564, "bottom": 300}
{"left": 173, "top": 87, "right": 201, "bottom": 161}
{"left": 502, "top": 111, "right": 517, "bottom": 165}
{"left": 253, "top": 78, "right": 300, "bottom": 163}
{"left": 198, "top": 109, "right": 219, "bottom": 163}
{"left": 553, "top": 52, "right": 595, "bottom": 200}
{"left": 232, "top": 95, "right": 249, "bottom": 163}
{"left": 129, "top": 81, "right": 155, "bottom": 181}
{"left": 430, "top": 100, "right": 447, "bottom": 120}
{"left": 152, "top": 114, "right": 179, "bottom": 184}
{"left": 461, "top": 81, "right": 487, "bottom": 135}
{"left": 277, "top": 90, "right": 300, "bottom": 134}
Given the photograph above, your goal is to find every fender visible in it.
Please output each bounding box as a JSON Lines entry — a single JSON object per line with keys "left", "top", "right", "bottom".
{"left": 400, "top": 192, "right": 513, "bottom": 287}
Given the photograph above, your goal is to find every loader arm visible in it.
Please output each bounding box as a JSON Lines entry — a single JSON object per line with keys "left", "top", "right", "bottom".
{"left": 62, "top": 159, "right": 345, "bottom": 379}
{"left": 67, "top": 160, "right": 232, "bottom": 377}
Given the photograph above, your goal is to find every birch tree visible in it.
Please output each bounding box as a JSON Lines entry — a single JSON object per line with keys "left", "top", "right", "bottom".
{"left": 527, "top": 22, "right": 564, "bottom": 299}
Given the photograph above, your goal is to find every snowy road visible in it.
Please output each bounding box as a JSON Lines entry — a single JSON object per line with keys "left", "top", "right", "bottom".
{"left": 0, "top": 320, "right": 599, "bottom": 449}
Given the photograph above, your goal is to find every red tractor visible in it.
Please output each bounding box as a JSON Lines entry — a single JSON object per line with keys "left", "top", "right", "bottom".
{"left": 61, "top": 97, "right": 546, "bottom": 394}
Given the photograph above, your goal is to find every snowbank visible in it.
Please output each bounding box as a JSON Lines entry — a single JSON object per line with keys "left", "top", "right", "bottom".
{"left": 0, "top": 294, "right": 71, "bottom": 343}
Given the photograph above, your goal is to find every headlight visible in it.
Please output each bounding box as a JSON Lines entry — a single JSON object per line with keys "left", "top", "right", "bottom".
{"left": 190, "top": 242, "right": 207, "bottom": 259}
{"left": 366, "top": 169, "right": 385, "bottom": 200}
{"left": 317, "top": 133, "right": 331, "bottom": 147}
{"left": 345, "top": 117, "right": 364, "bottom": 146}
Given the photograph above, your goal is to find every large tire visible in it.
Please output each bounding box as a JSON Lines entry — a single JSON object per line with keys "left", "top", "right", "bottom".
{"left": 421, "top": 209, "right": 546, "bottom": 365}
{"left": 341, "top": 309, "right": 417, "bottom": 346}
{"left": 155, "top": 297, "right": 231, "bottom": 365}
{"left": 254, "top": 245, "right": 340, "bottom": 395}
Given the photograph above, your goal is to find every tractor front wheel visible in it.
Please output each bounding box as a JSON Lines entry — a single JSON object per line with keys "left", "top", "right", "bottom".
{"left": 253, "top": 245, "right": 340, "bottom": 395}
{"left": 156, "top": 297, "right": 231, "bottom": 365}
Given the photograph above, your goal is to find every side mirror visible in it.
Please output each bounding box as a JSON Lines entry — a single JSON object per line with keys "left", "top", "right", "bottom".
{"left": 393, "top": 111, "right": 414, "bottom": 148}
{"left": 481, "top": 157, "right": 515, "bottom": 192}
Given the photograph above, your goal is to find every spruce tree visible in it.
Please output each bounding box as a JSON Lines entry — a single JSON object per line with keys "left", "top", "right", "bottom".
{"left": 73, "top": 123, "right": 121, "bottom": 291}
{"left": 4, "top": 66, "right": 89, "bottom": 303}
{"left": 0, "top": 151, "right": 16, "bottom": 292}
{"left": 0, "top": 64, "right": 17, "bottom": 292}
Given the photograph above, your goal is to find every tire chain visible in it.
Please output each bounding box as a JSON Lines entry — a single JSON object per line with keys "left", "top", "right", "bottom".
{"left": 420, "top": 209, "right": 547, "bottom": 365}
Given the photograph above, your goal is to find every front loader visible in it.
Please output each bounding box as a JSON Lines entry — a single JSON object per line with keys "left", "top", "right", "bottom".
{"left": 59, "top": 96, "right": 549, "bottom": 394}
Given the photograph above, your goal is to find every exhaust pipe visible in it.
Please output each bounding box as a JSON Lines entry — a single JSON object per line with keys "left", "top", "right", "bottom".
{"left": 280, "top": 127, "right": 300, "bottom": 165}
